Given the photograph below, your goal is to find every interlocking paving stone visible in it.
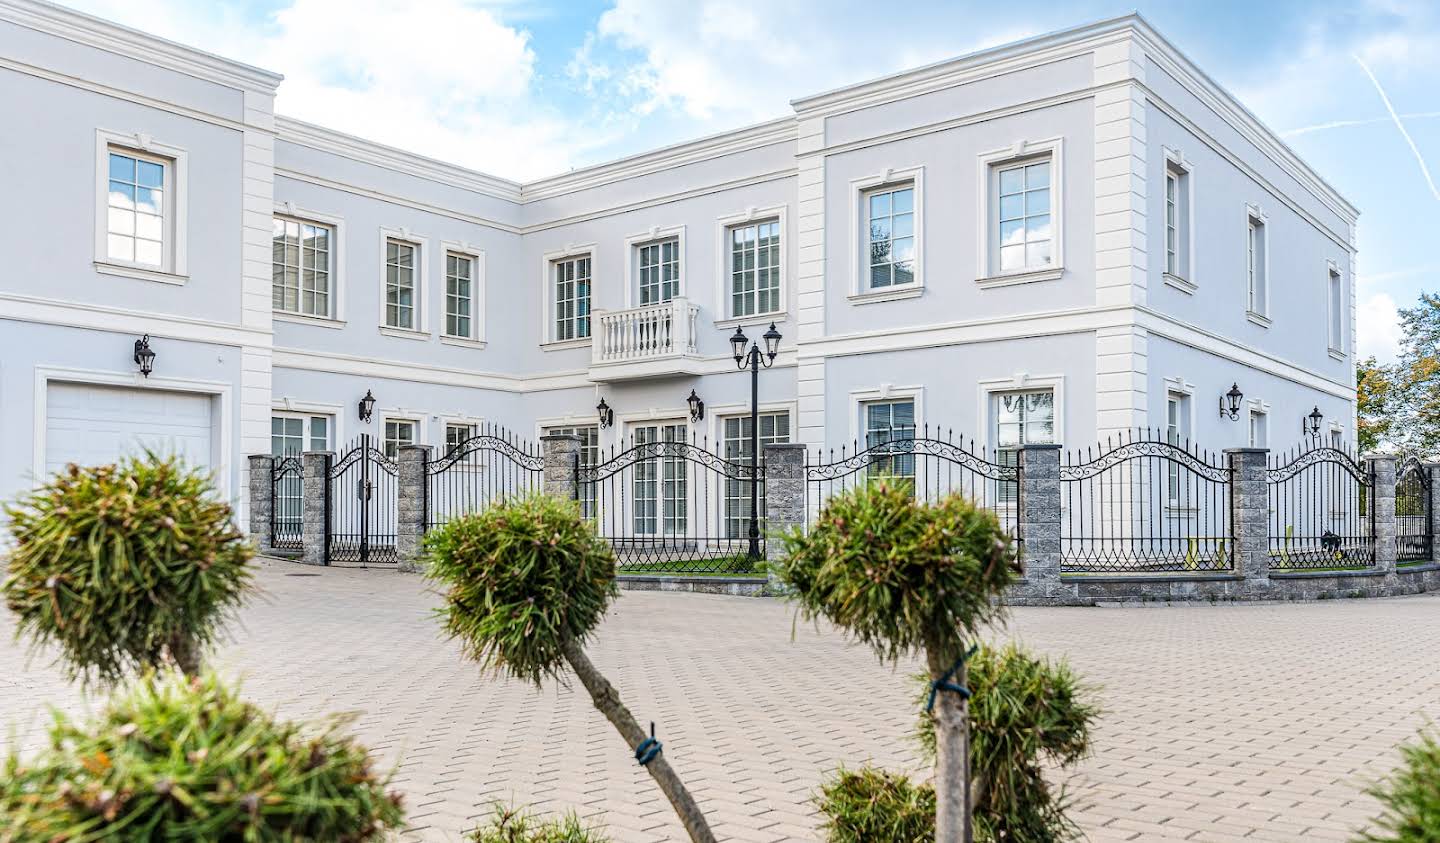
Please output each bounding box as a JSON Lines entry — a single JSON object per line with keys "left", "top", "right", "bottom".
{"left": 2, "top": 557, "right": 1438, "bottom": 841}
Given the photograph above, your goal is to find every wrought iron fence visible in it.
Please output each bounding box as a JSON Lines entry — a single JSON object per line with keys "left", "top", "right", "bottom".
{"left": 425, "top": 425, "right": 543, "bottom": 531}
{"left": 804, "top": 427, "right": 1021, "bottom": 540}
{"left": 1267, "top": 443, "right": 1373, "bottom": 570}
{"left": 1060, "top": 430, "right": 1232, "bottom": 573}
{"left": 326, "top": 434, "right": 398, "bottom": 565}
{"left": 269, "top": 455, "right": 304, "bottom": 552}
{"left": 580, "top": 432, "right": 763, "bottom": 575}
{"left": 1396, "top": 456, "right": 1432, "bottom": 564}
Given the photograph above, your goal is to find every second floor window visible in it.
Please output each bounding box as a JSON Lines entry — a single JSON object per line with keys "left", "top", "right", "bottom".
{"left": 554, "top": 255, "right": 591, "bottom": 341}
{"left": 866, "top": 185, "right": 915, "bottom": 289}
{"left": 272, "top": 218, "right": 332, "bottom": 317}
{"left": 106, "top": 150, "right": 167, "bottom": 268}
{"left": 445, "top": 252, "right": 474, "bottom": 338}
{"left": 638, "top": 238, "right": 680, "bottom": 304}
{"left": 729, "top": 220, "right": 781, "bottom": 317}
{"left": 385, "top": 239, "right": 417, "bottom": 330}
{"left": 1247, "top": 212, "right": 1267, "bottom": 318}
{"left": 997, "top": 160, "right": 1052, "bottom": 273}
{"left": 1328, "top": 268, "right": 1344, "bottom": 353}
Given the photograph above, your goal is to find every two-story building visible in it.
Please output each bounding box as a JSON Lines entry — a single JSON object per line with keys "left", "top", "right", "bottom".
{"left": 0, "top": 0, "right": 1358, "bottom": 533}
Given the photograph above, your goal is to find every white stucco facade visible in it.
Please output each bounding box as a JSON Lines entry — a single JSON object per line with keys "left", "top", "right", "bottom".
{"left": 0, "top": 1, "right": 1359, "bottom": 527}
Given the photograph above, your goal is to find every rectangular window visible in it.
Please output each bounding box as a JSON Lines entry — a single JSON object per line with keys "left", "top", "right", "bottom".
{"left": 553, "top": 255, "right": 592, "bottom": 341}
{"left": 865, "top": 184, "right": 916, "bottom": 289}
{"left": 385, "top": 239, "right": 417, "bottom": 329}
{"left": 444, "top": 423, "right": 476, "bottom": 458}
{"left": 1329, "top": 268, "right": 1344, "bottom": 352}
{"left": 272, "top": 218, "right": 332, "bottom": 317}
{"left": 996, "top": 160, "right": 1052, "bottom": 273}
{"left": 271, "top": 414, "right": 330, "bottom": 456}
{"left": 1247, "top": 214, "right": 1267, "bottom": 317}
{"left": 632, "top": 423, "right": 687, "bottom": 535}
{"left": 445, "top": 252, "right": 474, "bottom": 338}
{"left": 994, "top": 390, "right": 1056, "bottom": 503}
{"left": 383, "top": 419, "right": 416, "bottom": 459}
{"left": 864, "top": 399, "right": 916, "bottom": 482}
{"left": 729, "top": 220, "right": 781, "bottom": 317}
{"left": 1166, "top": 393, "right": 1190, "bottom": 507}
{"left": 722, "top": 412, "right": 790, "bottom": 538}
{"left": 106, "top": 150, "right": 167, "bottom": 268}
{"left": 547, "top": 425, "right": 600, "bottom": 518}
{"left": 637, "top": 238, "right": 681, "bottom": 305}
{"left": 1248, "top": 411, "right": 1267, "bottom": 448}
{"left": 1165, "top": 171, "right": 1179, "bottom": 275}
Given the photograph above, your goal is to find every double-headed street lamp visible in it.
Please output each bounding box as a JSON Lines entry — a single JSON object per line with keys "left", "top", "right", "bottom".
{"left": 729, "top": 322, "right": 782, "bottom": 560}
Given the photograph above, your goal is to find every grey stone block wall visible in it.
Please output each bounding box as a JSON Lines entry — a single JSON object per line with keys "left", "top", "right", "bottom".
{"left": 396, "top": 444, "right": 433, "bottom": 573}
{"left": 247, "top": 454, "right": 274, "bottom": 556}
{"left": 762, "top": 444, "right": 806, "bottom": 555}
{"left": 1428, "top": 463, "right": 1440, "bottom": 564}
{"left": 301, "top": 451, "right": 332, "bottom": 567}
{"left": 1015, "top": 444, "right": 1061, "bottom": 597}
{"left": 1226, "top": 448, "right": 1270, "bottom": 587}
{"left": 1367, "top": 455, "right": 1398, "bottom": 576}
{"left": 541, "top": 435, "right": 581, "bottom": 502}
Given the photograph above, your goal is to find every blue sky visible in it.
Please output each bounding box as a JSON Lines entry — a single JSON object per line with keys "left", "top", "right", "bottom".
{"left": 58, "top": 0, "right": 1439, "bottom": 362}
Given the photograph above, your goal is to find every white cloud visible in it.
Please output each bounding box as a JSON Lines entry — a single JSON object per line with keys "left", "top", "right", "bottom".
{"left": 1357, "top": 291, "right": 1403, "bottom": 361}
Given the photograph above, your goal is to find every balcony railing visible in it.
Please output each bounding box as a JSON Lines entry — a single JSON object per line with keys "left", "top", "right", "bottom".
{"left": 590, "top": 297, "right": 702, "bottom": 380}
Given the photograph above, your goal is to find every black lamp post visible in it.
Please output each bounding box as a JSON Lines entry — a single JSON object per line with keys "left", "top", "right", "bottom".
{"left": 1306, "top": 406, "right": 1324, "bottom": 437}
{"left": 729, "top": 322, "right": 781, "bottom": 560}
{"left": 133, "top": 335, "right": 156, "bottom": 377}
{"left": 596, "top": 397, "right": 614, "bottom": 429}
{"left": 1219, "top": 383, "right": 1244, "bottom": 421}
{"left": 357, "top": 390, "right": 377, "bottom": 424}
{"left": 686, "top": 389, "right": 705, "bottom": 423}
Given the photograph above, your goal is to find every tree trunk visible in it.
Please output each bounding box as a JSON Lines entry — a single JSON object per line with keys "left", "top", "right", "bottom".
{"left": 166, "top": 632, "right": 201, "bottom": 677}
{"left": 927, "top": 641, "right": 972, "bottom": 843}
{"left": 560, "top": 636, "right": 716, "bottom": 843}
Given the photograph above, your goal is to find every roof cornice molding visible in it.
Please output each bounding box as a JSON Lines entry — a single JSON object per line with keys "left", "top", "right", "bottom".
{"left": 0, "top": 0, "right": 282, "bottom": 93}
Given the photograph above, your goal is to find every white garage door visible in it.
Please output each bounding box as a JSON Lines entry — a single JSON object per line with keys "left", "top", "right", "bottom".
{"left": 44, "top": 382, "right": 214, "bottom": 478}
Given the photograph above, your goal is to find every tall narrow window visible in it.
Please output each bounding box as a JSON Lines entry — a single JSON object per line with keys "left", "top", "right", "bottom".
{"left": 445, "top": 252, "right": 474, "bottom": 338}
{"left": 864, "top": 400, "right": 916, "bottom": 482}
{"left": 1247, "top": 212, "right": 1267, "bottom": 318}
{"left": 632, "top": 423, "right": 687, "bottom": 535}
{"left": 865, "top": 184, "right": 915, "bottom": 289}
{"left": 1248, "top": 410, "right": 1267, "bottom": 448}
{"left": 1328, "top": 267, "right": 1344, "bottom": 353}
{"left": 722, "top": 412, "right": 790, "bottom": 538}
{"left": 1163, "top": 161, "right": 1191, "bottom": 282}
{"left": 994, "top": 390, "right": 1056, "bottom": 504}
{"left": 637, "top": 238, "right": 680, "bottom": 304}
{"left": 730, "top": 220, "right": 781, "bottom": 317}
{"left": 553, "top": 255, "right": 592, "bottom": 341}
{"left": 272, "top": 218, "right": 332, "bottom": 317}
{"left": 385, "top": 239, "right": 417, "bottom": 330}
{"left": 107, "top": 150, "right": 167, "bottom": 268}
{"left": 1165, "top": 393, "right": 1190, "bottom": 507}
{"left": 996, "top": 160, "right": 1052, "bottom": 272}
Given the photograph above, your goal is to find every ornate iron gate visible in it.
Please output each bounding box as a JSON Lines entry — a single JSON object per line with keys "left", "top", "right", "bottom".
{"left": 1267, "top": 444, "right": 1374, "bottom": 570}
{"left": 326, "top": 434, "right": 398, "bottom": 565}
{"left": 425, "top": 427, "right": 544, "bottom": 531}
{"left": 1396, "top": 456, "right": 1432, "bottom": 564}
{"left": 269, "top": 455, "right": 304, "bottom": 553}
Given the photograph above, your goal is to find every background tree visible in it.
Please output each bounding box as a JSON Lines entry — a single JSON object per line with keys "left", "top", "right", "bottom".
{"left": 2, "top": 454, "right": 255, "bottom": 684}
{"left": 1357, "top": 356, "right": 1397, "bottom": 454}
{"left": 776, "top": 482, "right": 1017, "bottom": 843}
{"left": 424, "top": 494, "right": 715, "bottom": 843}
{"left": 1358, "top": 292, "right": 1440, "bottom": 454}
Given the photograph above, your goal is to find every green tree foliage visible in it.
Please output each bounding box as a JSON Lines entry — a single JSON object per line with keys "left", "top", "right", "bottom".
{"left": 815, "top": 765, "right": 935, "bottom": 843}
{"left": 2, "top": 454, "right": 254, "bottom": 684}
{"left": 1359, "top": 728, "right": 1440, "bottom": 843}
{"left": 469, "top": 803, "right": 609, "bottom": 842}
{"left": 1359, "top": 292, "right": 1440, "bottom": 454}
{"left": 0, "top": 671, "right": 405, "bottom": 841}
{"left": 1357, "top": 356, "right": 1397, "bottom": 454}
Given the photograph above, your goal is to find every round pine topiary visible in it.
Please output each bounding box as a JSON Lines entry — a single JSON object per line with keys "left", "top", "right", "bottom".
{"left": 1360, "top": 727, "right": 1440, "bottom": 842}
{"left": 2, "top": 454, "right": 255, "bottom": 684}
{"left": 0, "top": 670, "right": 405, "bottom": 841}
{"left": 815, "top": 765, "right": 935, "bottom": 843}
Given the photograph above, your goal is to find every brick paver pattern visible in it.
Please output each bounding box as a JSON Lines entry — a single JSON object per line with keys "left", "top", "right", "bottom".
{"left": 3, "top": 559, "right": 1438, "bottom": 842}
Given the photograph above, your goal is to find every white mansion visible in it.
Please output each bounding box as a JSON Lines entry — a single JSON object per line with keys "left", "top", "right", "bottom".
{"left": 0, "top": 0, "right": 1358, "bottom": 530}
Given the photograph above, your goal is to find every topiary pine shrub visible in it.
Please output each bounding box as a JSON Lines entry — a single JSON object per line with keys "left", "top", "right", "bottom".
{"left": 468, "top": 802, "right": 609, "bottom": 842}
{"left": 1359, "top": 727, "right": 1440, "bottom": 842}
{"left": 815, "top": 765, "right": 935, "bottom": 843}
{"left": 776, "top": 481, "right": 1018, "bottom": 843}
{"left": 2, "top": 454, "right": 254, "bottom": 684}
{"left": 0, "top": 670, "right": 405, "bottom": 841}
{"left": 424, "top": 494, "right": 716, "bottom": 843}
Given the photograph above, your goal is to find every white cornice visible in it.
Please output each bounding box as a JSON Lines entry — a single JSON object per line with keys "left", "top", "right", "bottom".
{"left": 0, "top": 0, "right": 282, "bottom": 93}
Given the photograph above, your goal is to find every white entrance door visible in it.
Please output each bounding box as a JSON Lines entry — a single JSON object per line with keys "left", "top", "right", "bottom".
{"left": 44, "top": 382, "right": 214, "bottom": 478}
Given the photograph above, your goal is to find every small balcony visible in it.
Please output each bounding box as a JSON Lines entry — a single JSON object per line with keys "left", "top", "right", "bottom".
{"left": 589, "top": 297, "right": 704, "bottom": 382}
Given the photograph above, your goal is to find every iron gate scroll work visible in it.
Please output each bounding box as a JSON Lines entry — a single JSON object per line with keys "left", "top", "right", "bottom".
{"left": 1396, "top": 456, "right": 1432, "bottom": 564}
{"left": 270, "top": 455, "right": 304, "bottom": 553}
{"left": 425, "top": 427, "right": 544, "bottom": 531}
{"left": 1266, "top": 444, "right": 1374, "bottom": 570}
{"left": 1059, "top": 433, "right": 1232, "bottom": 574}
{"left": 579, "top": 436, "right": 762, "bottom": 575}
{"left": 326, "top": 434, "right": 399, "bottom": 565}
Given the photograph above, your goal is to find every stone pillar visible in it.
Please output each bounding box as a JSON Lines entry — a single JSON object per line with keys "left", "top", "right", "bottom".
{"left": 247, "top": 454, "right": 274, "bottom": 556}
{"left": 301, "top": 451, "right": 332, "bottom": 567}
{"left": 1225, "top": 448, "right": 1270, "bottom": 587}
{"left": 397, "top": 444, "right": 433, "bottom": 573}
{"left": 1016, "top": 445, "right": 1062, "bottom": 596}
{"left": 1366, "top": 455, "right": 1398, "bottom": 575}
{"left": 542, "top": 434, "right": 581, "bottom": 502}
{"left": 763, "top": 444, "right": 807, "bottom": 551}
{"left": 1427, "top": 463, "right": 1440, "bottom": 564}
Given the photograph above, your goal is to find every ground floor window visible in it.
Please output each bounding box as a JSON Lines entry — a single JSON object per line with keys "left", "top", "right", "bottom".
{"left": 863, "top": 399, "right": 916, "bottom": 482}
{"left": 383, "top": 419, "right": 417, "bottom": 459}
{"left": 632, "top": 422, "right": 687, "bottom": 535}
{"left": 722, "top": 412, "right": 790, "bottom": 538}
{"left": 271, "top": 414, "right": 330, "bottom": 456}
{"left": 444, "top": 422, "right": 477, "bottom": 459}
{"left": 993, "top": 390, "right": 1054, "bottom": 503}
{"left": 545, "top": 424, "right": 600, "bottom": 517}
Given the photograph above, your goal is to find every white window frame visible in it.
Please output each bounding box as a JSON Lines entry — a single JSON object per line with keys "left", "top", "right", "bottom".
{"left": 1162, "top": 147, "right": 1196, "bottom": 294}
{"left": 378, "top": 227, "right": 430, "bottom": 338}
{"left": 849, "top": 166, "right": 924, "bottom": 303}
{"left": 270, "top": 411, "right": 333, "bottom": 455}
{"left": 94, "top": 129, "right": 189, "bottom": 283}
{"left": 848, "top": 384, "right": 925, "bottom": 449}
{"left": 975, "top": 374, "right": 1066, "bottom": 452}
{"left": 1326, "top": 259, "right": 1345, "bottom": 358}
{"left": 715, "top": 205, "right": 787, "bottom": 325}
{"left": 439, "top": 240, "right": 486, "bottom": 347}
{"left": 1245, "top": 204, "right": 1270, "bottom": 327}
{"left": 441, "top": 416, "right": 483, "bottom": 463}
{"left": 272, "top": 203, "right": 345, "bottom": 325}
{"left": 976, "top": 138, "right": 1064, "bottom": 288}
{"left": 380, "top": 414, "right": 423, "bottom": 459}
{"left": 1246, "top": 399, "right": 1271, "bottom": 448}
{"left": 1327, "top": 421, "right": 1345, "bottom": 450}
{"left": 717, "top": 408, "right": 792, "bottom": 539}
{"left": 541, "top": 244, "right": 596, "bottom": 348}
{"left": 272, "top": 397, "right": 346, "bottom": 450}
{"left": 1163, "top": 377, "right": 1196, "bottom": 512}
{"left": 623, "top": 225, "right": 686, "bottom": 308}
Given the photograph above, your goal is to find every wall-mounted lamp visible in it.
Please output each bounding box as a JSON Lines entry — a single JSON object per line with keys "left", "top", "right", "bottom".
{"left": 133, "top": 335, "right": 156, "bottom": 378}
{"left": 597, "top": 397, "right": 614, "bottom": 430}
{"left": 357, "top": 390, "right": 377, "bottom": 424}
{"left": 1305, "top": 406, "right": 1324, "bottom": 436}
{"left": 1218, "top": 383, "right": 1244, "bottom": 421}
{"left": 686, "top": 389, "right": 705, "bottom": 423}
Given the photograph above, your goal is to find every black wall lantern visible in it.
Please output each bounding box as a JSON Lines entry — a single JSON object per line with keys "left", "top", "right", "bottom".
{"left": 686, "top": 389, "right": 705, "bottom": 423}
{"left": 1305, "top": 406, "right": 1324, "bottom": 436}
{"left": 1218, "top": 383, "right": 1244, "bottom": 421}
{"left": 357, "top": 390, "right": 377, "bottom": 424}
{"left": 133, "top": 335, "right": 156, "bottom": 378}
{"left": 596, "top": 397, "right": 614, "bottom": 429}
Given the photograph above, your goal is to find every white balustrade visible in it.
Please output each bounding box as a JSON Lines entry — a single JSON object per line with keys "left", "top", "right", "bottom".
{"left": 592, "top": 296, "right": 699, "bottom": 365}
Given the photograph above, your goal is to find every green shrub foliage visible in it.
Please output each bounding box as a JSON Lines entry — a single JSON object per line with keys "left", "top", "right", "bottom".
{"left": 913, "top": 644, "right": 1098, "bottom": 842}
{"left": 2, "top": 454, "right": 254, "bottom": 684}
{"left": 1360, "top": 727, "right": 1440, "bottom": 842}
{"left": 424, "top": 494, "right": 618, "bottom": 684}
{"left": 815, "top": 765, "right": 935, "bottom": 843}
{"left": 775, "top": 481, "right": 1017, "bottom": 662}
{"left": 0, "top": 671, "right": 405, "bottom": 841}
{"left": 469, "top": 803, "right": 609, "bottom": 842}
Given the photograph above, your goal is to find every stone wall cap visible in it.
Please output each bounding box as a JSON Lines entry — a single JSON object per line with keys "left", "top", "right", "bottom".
{"left": 1222, "top": 447, "right": 1269, "bottom": 455}
{"left": 1020, "top": 443, "right": 1063, "bottom": 451}
{"left": 764, "top": 443, "right": 808, "bottom": 451}
{"left": 540, "top": 433, "right": 582, "bottom": 442}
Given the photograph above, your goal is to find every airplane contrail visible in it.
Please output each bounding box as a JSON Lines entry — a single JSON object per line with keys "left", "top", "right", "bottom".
{"left": 1354, "top": 54, "right": 1439, "bottom": 201}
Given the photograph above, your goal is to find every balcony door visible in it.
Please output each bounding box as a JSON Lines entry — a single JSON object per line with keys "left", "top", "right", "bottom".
{"left": 632, "top": 421, "right": 688, "bottom": 537}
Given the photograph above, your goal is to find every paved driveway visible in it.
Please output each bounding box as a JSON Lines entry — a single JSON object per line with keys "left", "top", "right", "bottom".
{"left": 2, "top": 559, "right": 1438, "bottom": 842}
